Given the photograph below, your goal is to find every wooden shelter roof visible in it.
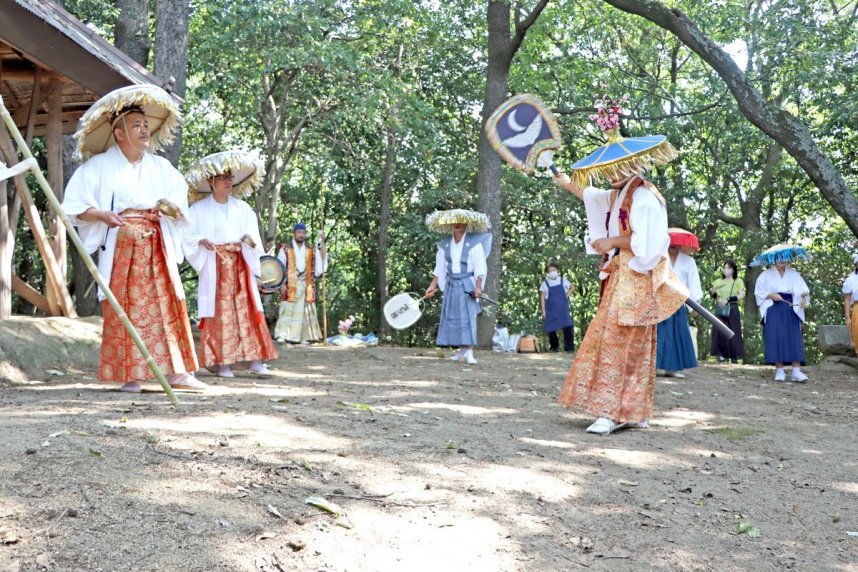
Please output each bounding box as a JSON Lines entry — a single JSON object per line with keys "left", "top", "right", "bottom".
{"left": 0, "top": 0, "right": 175, "bottom": 137}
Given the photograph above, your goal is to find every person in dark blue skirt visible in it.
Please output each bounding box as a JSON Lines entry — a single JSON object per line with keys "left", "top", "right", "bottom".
{"left": 656, "top": 240, "right": 703, "bottom": 378}
{"left": 754, "top": 259, "right": 810, "bottom": 382}
{"left": 539, "top": 262, "right": 575, "bottom": 352}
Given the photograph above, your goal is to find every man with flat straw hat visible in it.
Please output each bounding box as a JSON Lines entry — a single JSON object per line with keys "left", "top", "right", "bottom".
{"left": 424, "top": 209, "right": 492, "bottom": 365}
{"left": 61, "top": 84, "right": 206, "bottom": 392}
{"left": 551, "top": 94, "right": 687, "bottom": 435}
{"left": 183, "top": 150, "right": 278, "bottom": 379}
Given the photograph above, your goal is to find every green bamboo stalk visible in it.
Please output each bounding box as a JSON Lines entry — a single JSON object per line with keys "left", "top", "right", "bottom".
{"left": 0, "top": 94, "right": 178, "bottom": 403}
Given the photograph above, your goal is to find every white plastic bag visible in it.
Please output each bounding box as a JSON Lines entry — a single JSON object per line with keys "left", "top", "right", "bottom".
{"left": 492, "top": 326, "right": 510, "bottom": 353}
{"left": 506, "top": 333, "right": 522, "bottom": 353}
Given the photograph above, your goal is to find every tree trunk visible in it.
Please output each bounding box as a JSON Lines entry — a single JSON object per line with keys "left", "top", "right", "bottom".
{"left": 46, "top": 78, "right": 66, "bottom": 313}
{"left": 114, "top": 0, "right": 151, "bottom": 67}
{"left": 601, "top": 0, "right": 858, "bottom": 236}
{"left": 475, "top": 0, "right": 549, "bottom": 346}
{"left": 377, "top": 44, "right": 403, "bottom": 337}
{"left": 475, "top": 1, "right": 511, "bottom": 347}
{"left": 153, "top": 0, "right": 190, "bottom": 166}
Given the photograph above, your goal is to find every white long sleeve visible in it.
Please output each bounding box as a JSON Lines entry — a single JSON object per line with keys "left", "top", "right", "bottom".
{"left": 673, "top": 252, "right": 703, "bottom": 302}
{"left": 582, "top": 184, "right": 669, "bottom": 274}
{"left": 755, "top": 267, "right": 810, "bottom": 321}
{"left": 61, "top": 145, "right": 190, "bottom": 301}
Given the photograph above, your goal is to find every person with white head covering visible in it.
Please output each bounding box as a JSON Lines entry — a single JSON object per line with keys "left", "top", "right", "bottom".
{"left": 183, "top": 150, "right": 277, "bottom": 378}
{"left": 273, "top": 222, "right": 328, "bottom": 344}
{"left": 752, "top": 244, "right": 811, "bottom": 382}
{"left": 61, "top": 85, "right": 205, "bottom": 392}
{"left": 842, "top": 253, "right": 858, "bottom": 352}
{"left": 424, "top": 209, "right": 491, "bottom": 365}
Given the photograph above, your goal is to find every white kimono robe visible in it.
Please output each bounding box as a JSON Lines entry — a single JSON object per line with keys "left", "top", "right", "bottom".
{"left": 754, "top": 267, "right": 810, "bottom": 321}
{"left": 672, "top": 251, "right": 703, "bottom": 303}
{"left": 183, "top": 195, "right": 266, "bottom": 319}
{"left": 61, "top": 145, "right": 189, "bottom": 301}
{"left": 432, "top": 232, "right": 488, "bottom": 292}
{"left": 583, "top": 184, "right": 669, "bottom": 278}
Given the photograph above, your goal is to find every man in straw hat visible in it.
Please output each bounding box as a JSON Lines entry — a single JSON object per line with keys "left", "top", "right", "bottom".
{"left": 550, "top": 94, "right": 687, "bottom": 435}
{"left": 424, "top": 209, "right": 492, "bottom": 365}
{"left": 61, "top": 84, "right": 206, "bottom": 392}
{"left": 273, "top": 222, "right": 328, "bottom": 344}
{"left": 184, "top": 150, "right": 277, "bottom": 378}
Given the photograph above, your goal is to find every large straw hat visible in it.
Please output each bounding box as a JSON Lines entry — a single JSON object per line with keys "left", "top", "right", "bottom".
{"left": 185, "top": 150, "right": 264, "bottom": 204}
{"left": 74, "top": 84, "right": 181, "bottom": 159}
{"left": 425, "top": 209, "right": 491, "bottom": 233}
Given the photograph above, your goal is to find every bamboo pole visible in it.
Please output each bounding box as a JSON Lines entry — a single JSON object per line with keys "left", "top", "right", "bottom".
{"left": 0, "top": 94, "right": 178, "bottom": 403}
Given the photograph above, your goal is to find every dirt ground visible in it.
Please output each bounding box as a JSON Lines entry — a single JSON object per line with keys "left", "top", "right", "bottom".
{"left": 1, "top": 323, "right": 858, "bottom": 571}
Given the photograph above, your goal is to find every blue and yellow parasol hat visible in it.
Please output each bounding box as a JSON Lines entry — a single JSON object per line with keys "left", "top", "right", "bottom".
{"left": 750, "top": 243, "right": 811, "bottom": 267}
{"left": 570, "top": 95, "right": 677, "bottom": 188}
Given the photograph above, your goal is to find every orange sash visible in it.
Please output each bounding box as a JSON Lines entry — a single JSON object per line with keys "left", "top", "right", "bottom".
{"left": 282, "top": 243, "right": 316, "bottom": 303}
{"left": 602, "top": 178, "right": 688, "bottom": 326}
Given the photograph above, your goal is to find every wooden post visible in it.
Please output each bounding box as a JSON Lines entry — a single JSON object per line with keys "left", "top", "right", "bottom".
{"left": 0, "top": 126, "right": 75, "bottom": 318}
{"left": 11, "top": 275, "right": 49, "bottom": 314}
{"left": 0, "top": 178, "right": 10, "bottom": 319}
{"left": 46, "top": 78, "right": 66, "bottom": 311}
{"left": 8, "top": 66, "right": 42, "bottom": 234}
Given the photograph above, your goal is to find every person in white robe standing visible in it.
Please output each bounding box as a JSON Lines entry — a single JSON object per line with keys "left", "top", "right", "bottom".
{"left": 273, "top": 223, "right": 328, "bottom": 344}
{"left": 656, "top": 233, "right": 703, "bottom": 377}
{"left": 424, "top": 210, "right": 491, "bottom": 365}
{"left": 754, "top": 260, "right": 810, "bottom": 382}
{"left": 184, "top": 150, "right": 278, "bottom": 378}
{"left": 61, "top": 85, "right": 205, "bottom": 393}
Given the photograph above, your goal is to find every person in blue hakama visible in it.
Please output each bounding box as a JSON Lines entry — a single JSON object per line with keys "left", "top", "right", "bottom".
{"left": 539, "top": 262, "right": 575, "bottom": 352}
{"left": 754, "top": 260, "right": 810, "bottom": 382}
{"left": 425, "top": 209, "right": 491, "bottom": 365}
{"left": 656, "top": 239, "right": 702, "bottom": 378}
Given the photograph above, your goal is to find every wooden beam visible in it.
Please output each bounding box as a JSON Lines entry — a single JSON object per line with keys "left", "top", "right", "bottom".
{"left": 0, "top": 179, "right": 11, "bottom": 319}
{"left": 0, "top": 126, "right": 75, "bottom": 317}
{"left": 31, "top": 122, "right": 78, "bottom": 137}
{"left": 11, "top": 275, "right": 50, "bottom": 314}
{"left": 24, "top": 66, "right": 42, "bottom": 145}
{"left": 0, "top": 69, "right": 68, "bottom": 83}
{"left": 46, "top": 77, "right": 66, "bottom": 312}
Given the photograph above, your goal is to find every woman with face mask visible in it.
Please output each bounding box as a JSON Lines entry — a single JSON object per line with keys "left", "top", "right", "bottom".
{"left": 709, "top": 259, "right": 745, "bottom": 363}
{"left": 842, "top": 253, "right": 858, "bottom": 352}
{"left": 539, "top": 262, "right": 575, "bottom": 352}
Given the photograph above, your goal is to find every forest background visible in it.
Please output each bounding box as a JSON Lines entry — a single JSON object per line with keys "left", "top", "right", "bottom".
{"left": 8, "top": 0, "right": 858, "bottom": 363}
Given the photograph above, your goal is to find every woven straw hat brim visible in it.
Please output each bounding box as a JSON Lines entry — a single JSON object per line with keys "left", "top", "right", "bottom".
{"left": 74, "top": 84, "right": 181, "bottom": 160}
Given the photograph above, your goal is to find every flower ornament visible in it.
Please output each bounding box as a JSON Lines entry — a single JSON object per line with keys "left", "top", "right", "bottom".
{"left": 588, "top": 93, "right": 629, "bottom": 135}
{"left": 338, "top": 315, "right": 356, "bottom": 335}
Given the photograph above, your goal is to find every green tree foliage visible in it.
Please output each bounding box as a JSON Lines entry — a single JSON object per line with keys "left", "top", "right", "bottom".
{"left": 44, "top": 0, "right": 857, "bottom": 361}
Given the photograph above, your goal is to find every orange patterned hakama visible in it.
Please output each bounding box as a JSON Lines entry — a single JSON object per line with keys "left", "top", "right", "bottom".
{"left": 199, "top": 244, "right": 278, "bottom": 367}
{"left": 99, "top": 210, "right": 199, "bottom": 382}
{"left": 558, "top": 181, "right": 687, "bottom": 423}
{"left": 558, "top": 264, "right": 657, "bottom": 423}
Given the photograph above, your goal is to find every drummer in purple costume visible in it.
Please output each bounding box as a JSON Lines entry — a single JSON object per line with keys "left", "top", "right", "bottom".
{"left": 424, "top": 209, "right": 492, "bottom": 365}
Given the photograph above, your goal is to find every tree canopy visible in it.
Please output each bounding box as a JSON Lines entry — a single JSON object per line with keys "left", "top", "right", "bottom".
{"left": 11, "top": 0, "right": 857, "bottom": 363}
